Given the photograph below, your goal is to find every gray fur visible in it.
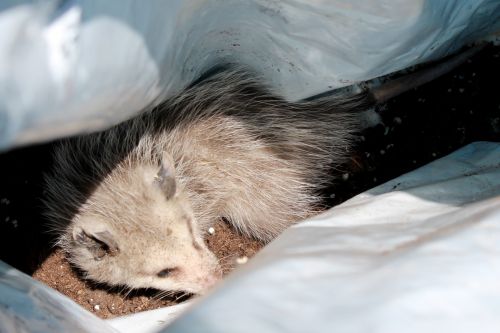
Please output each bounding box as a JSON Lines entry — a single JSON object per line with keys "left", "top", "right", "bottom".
{"left": 43, "top": 68, "right": 373, "bottom": 293}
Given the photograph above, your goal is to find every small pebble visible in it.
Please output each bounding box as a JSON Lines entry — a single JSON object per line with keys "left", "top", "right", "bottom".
{"left": 236, "top": 256, "right": 248, "bottom": 265}
{"left": 94, "top": 304, "right": 100, "bottom": 311}
{"left": 342, "top": 173, "right": 349, "bottom": 181}
{"left": 208, "top": 227, "right": 215, "bottom": 235}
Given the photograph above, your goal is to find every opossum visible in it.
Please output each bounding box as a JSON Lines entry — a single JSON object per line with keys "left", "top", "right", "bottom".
{"left": 43, "top": 45, "right": 482, "bottom": 295}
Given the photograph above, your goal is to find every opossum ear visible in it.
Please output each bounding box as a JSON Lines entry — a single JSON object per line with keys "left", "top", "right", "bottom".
{"left": 72, "top": 226, "right": 120, "bottom": 260}
{"left": 156, "top": 152, "right": 177, "bottom": 200}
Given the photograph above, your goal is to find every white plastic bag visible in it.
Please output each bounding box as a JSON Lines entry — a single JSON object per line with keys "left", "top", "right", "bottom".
{"left": 1, "top": 0, "right": 500, "bottom": 149}
{"left": 165, "top": 142, "right": 500, "bottom": 333}
{"left": 0, "top": 260, "right": 118, "bottom": 333}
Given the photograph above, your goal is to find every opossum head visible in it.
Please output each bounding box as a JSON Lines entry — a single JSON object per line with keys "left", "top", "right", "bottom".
{"left": 62, "top": 153, "right": 221, "bottom": 294}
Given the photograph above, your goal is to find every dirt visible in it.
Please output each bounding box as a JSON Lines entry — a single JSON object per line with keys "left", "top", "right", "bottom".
{"left": 0, "top": 44, "right": 498, "bottom": 319}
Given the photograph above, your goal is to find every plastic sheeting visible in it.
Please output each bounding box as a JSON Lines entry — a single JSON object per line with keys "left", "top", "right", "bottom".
{"left": 1, "top": 0, "right": 500, "bottom": 149}
{"left": 0, "top": 260, "right": 117, "bottom": 333}
{"left": 165, "top": 141, "right": 500, "bottom": 333}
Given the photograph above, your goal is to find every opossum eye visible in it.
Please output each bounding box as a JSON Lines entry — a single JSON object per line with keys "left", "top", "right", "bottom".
{"left": 73, "top": 227, "right": 120, "bottom": 260}
{"left": 155, "top": 152, "right": 177, "bottom": 200}
{"left": 157, "top": 267, "right": 178, "bottom": 278}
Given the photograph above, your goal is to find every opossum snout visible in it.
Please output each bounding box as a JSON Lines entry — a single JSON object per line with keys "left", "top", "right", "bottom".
{"left": 196, "top": 269, "right": 222, "bottom": 294}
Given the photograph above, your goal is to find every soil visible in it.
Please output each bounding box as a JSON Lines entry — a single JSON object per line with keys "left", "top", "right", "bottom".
{"left": 0, "top": 44, "right": 498, "bottom": 319}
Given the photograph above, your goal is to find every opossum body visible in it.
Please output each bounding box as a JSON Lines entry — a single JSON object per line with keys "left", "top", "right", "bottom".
{"left": 44, "top": 68, "right": 373, "bottom": 294}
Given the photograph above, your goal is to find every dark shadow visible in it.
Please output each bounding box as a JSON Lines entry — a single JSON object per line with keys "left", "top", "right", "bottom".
{"left": 324, "top": 44, "right": 500, "bottom": 207}
{"left": 0, "top": 142, "right": 57, "bottom": 274}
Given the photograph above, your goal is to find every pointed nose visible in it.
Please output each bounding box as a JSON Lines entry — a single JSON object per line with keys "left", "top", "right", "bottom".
{"left": 197, "top": 270, "right": 221, "bottom": 294}
{"left": 206, "top": 271, "right": 221, "bottom": 288}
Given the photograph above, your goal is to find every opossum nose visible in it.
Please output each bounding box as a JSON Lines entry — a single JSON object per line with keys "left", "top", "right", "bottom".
{"left": 205, "top": 273, "right": 219, "bottom": 289}
{"left": 197, "top": 271, "right": 221, "bottom": 293}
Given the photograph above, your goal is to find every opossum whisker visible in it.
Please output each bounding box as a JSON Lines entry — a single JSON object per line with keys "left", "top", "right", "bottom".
{"left": 217, "top": 253, "right": 239, "bottom": 263}
{"left": 174, "top": 292, "right": 188, "bottom": 301}
{"left": 124, "top": 286, "right": 135, "bottom": 299}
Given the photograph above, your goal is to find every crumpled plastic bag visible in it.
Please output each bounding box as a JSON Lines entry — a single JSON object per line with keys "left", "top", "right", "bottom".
{"left": 0, "top": 260, "right": 118, "bottom": 333}
{"left": 164, "top": 141, "right": 500, "bottom": 333}
{"left": 1, "top": 0, "right": 499, "bottom": 149}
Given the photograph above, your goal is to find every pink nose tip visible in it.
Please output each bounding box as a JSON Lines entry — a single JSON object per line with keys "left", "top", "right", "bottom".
{"left": 203, "top": 272, "right": 221, "bottom": 289}
{"left": 195, "top": 270, "right": 221, "bottom": 294}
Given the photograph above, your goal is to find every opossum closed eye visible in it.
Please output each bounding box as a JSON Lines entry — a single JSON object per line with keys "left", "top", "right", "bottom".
{"left": 72, "top": 228, "right": 119, "bottom": 261}
{"left": 157, "top": 267, "right": 179, "bottom": 278}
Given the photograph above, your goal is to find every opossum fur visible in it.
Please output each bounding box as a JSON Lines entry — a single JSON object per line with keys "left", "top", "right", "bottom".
{"left": 43, "top": 68, "right": 374, "bottom": 293}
